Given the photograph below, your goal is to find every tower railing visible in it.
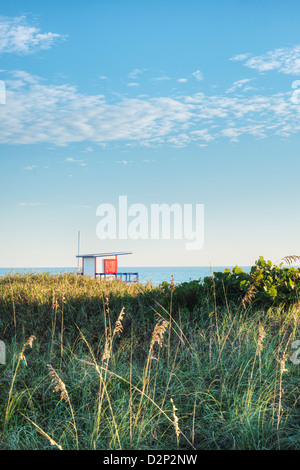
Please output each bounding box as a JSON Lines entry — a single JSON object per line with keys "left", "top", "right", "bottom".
{"left": 95, "top": 272, "right": 139, "bottom": 283}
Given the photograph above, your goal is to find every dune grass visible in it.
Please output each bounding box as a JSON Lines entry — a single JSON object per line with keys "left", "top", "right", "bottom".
{"left": 0, "top": 272, "right": 300, "bottom": 450}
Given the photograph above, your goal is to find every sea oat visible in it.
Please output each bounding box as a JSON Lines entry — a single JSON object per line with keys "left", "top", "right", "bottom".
{"left": 19, "top": 352, "right": 27, "bottom": 366}
{"left": 105, "top": 296, "right": 110, "bottom": 315}
{"left": 25, "top": 335, "right": 36, "bottom": 348}
{"left": 102, "top": 334, "right": 111, "bottom": 361}
{"left": 278, "top": 354, "right": 289, "bottom": 375}
{"left": 19, "top": 335, "right": 36, "bottom": 366}
{"left": 150, "top": 320, "right": 169, "bottom": 350}
{"left": 47, "top": 364, "right": 69, "bottom": 401}
{"left": 113, "top": 307, "right": 125, "bottom": 338}
{"left": 281, "top": 255, "right": 300, "bottom": 266}
{"left": 257, "top": 325, "right": 266, "bottom": 352}
{"left": 170, "top": 398, "right": 180, "bottom": 446}
{"left": 46, "top": 364, "right": 78, "bottom": 448}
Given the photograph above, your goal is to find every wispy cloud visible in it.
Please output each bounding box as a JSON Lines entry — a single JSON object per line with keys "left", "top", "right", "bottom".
{"left": 17, "top": 202, "right": 45, "bottom": 207}
{"left": 82, "top": 146, "right": 93, "bottom": 153}
{"left": 231, "top": 45, "right": 300, "bottom": 75}
{"left": 226, "top": 78, "right": 256, "bottom": 94}
{"left": 1, "top": 69, "right": 300, "bottom": 148}
{"left": 192, "top": 70, "right": 203, "bottom": 81}
{"left": 128, "top": 68, "right": 145, "bottom": 79}
{"left": 190, "top": 129, "right": 214, "bottom": 142}
{"left": 24, "top": 165, "right": 37, "bottom": 171}
{"left": 0, "top": 72, "right": 191, "bottom": 146}
{"left": 116, "top": 160, "right": 134, "bottom": 165}
{"left": 64, "top": 157, "right": 87, "bottom": 167}
{"left": 230, "top": 53, "right": 251, "bottom": 62}
{"left": 0, "top": 16, "right": 66, "bottom": 55}
{"left": 65, "top": 158, "right": 83, "bottom": 163}
{"left": 153, "top": 75, "right": 171, "bottom": 81}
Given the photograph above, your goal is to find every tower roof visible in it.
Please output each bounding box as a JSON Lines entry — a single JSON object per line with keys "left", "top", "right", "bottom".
{"left": 76, "top": 252, "right": 132, "bottom": 258}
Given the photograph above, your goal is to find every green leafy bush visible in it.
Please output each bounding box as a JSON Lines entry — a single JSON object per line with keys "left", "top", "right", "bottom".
{"left": 241, "top": 256, "right": 300, "bottom": 306}
{"left": 171, "top": 256, "right": 300, "bottom": 310}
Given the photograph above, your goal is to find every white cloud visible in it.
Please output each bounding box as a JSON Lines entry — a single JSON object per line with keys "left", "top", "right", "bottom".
{"left": 177, "top": 78, "right": 188, "bottom": 83}
{"left": 128, "top": 68, "right": 145, "bottom": 79}
{"left": 226, "top": 78, "right": 256, "bottom": 94}
{"left": 190, "top": 129, "right": 214, "bottom": 142}
{"left": 65, "top": 158, "right": 87, "bottom": 167}
{"left": 24, "top": 165, "right": 37, "bottom": 170}
{"left": 221, "top": 124, "right": 268, "bottom": 142}
{"left": 192, "top": 70, "right": 203, "bottom": 81}
{"left": 230, "top": 53, "right": 251, "bottom": 62}
{"left": 2, "top": 70, "right": 300, "bottom": 148}
{"left": 0, "top": 16, "right": 65, "bottom": 55}
{"left": 17, "top": 202, "right": 45, "bottom": 206}
{"left": 65, "top": 158, "right": 84, "bottom": 163}
{"left": 153, "top": 75, "right": 171, "bottom": 81}
{"left": 232, "top": 45, "right": 300, "bottom": 75}
{"left": 0, "top": 72, "right": 191, "bottom": 146}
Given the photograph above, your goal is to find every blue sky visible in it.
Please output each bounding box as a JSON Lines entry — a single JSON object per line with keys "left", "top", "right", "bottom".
{"left": 0, "top": 0, "right": 300, "bottom": 267}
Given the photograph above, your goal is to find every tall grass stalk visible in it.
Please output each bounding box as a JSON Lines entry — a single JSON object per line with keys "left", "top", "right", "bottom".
{"left": 20, "top": 413, "right": 63, "bottom": 450}
{"left": 47, "top": 364, "right": 78, "bottom": 450}
{"left": 1, "top": 272, "right": 300, "bottom": 450}
{"left": 1, "top": 335, "right": 36, "bottom": 443}
{"left": 77, "top": 327, "right": 122, "bottom": 450}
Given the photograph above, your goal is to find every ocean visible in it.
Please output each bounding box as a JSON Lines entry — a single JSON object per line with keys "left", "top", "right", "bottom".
{"left": 0, "top": 266, "right": 252, "bottom": 285}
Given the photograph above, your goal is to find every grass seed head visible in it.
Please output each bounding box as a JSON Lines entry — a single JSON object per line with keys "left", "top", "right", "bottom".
{"left": 25, "top": 335, "right": 36, "bottom": 349}
{"left": 47, "top": 364, "right": 69, "bottom": 401}
{"left": 113, "top": 307, "right": 125, "bottom": 337}
{"left": 102, "top": 335, "right": 111, "bottom": 361}
{"left": 170, "top": 398, "right": 180, "bottom": 442}
{"left": 170, "top": 275, "right": 175, "bottom": 292}
{"left": 257, "top": 326, "right": 266, "bottom": 351}
{"left": 150, "top": 320, "right": 169, "bottom": 350}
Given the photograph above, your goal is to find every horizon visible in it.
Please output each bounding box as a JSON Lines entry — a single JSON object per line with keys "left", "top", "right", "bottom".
{"left": 1, "top": 1, "right": 300, "bottom": 268}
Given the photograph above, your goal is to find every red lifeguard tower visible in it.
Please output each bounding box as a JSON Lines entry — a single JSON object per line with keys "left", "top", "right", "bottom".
{"left": 76, "top": 252, "right": 138, "bottom": 283}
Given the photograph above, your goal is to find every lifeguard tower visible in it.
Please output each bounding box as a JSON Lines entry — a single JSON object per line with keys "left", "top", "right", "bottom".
{"left": 76, "top": 252, "right": 138, "bottom": 283}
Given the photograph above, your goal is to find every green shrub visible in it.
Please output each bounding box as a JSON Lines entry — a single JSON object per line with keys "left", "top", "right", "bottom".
{"left": 170, "top": 257, "right": 300, "bottom": 311}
